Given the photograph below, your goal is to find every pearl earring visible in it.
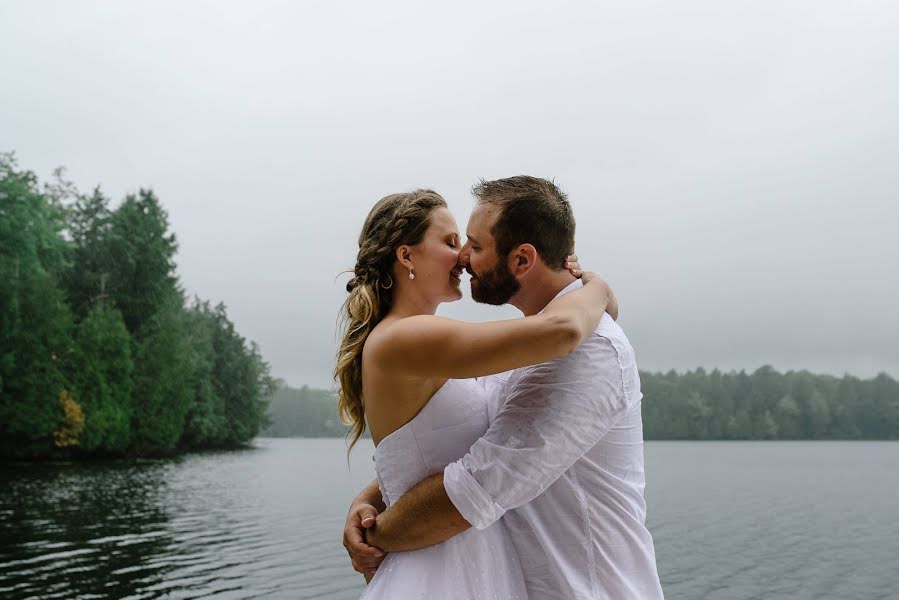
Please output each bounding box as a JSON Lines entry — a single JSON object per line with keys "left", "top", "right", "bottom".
{"left": 408, "top": 269, "right": 415, "bottom": 280}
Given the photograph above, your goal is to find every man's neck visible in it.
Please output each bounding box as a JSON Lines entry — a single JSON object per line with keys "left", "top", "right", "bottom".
{"left": 511, "top": 269, "right": 577, "bottom": 316}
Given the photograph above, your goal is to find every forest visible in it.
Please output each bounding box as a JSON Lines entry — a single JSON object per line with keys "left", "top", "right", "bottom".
{"left": 1, "top": 153, "right": 275, "bottom": 459}
{"left": 264, "top": 367, "right": 899, "bottom": 441}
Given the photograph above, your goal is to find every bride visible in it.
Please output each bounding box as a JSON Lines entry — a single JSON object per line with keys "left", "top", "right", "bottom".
{"left": 336, "top": 189, "right": 613, "bottom": 599}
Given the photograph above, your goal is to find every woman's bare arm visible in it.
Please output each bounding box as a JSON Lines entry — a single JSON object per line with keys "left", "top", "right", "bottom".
{"left": 367, "top": 274, "right": 611, "bottom": 380}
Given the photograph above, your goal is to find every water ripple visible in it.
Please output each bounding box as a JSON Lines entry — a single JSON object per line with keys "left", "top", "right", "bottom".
{"left": 2, "top": 439, "right": 898, "bottom": 599}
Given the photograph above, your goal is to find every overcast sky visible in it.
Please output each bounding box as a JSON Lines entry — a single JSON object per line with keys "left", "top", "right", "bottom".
{"left": 2, "top": 1, "right": 897, "bottom": 388}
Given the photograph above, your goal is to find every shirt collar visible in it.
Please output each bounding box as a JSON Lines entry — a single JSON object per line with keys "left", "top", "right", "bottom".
{"left": 538, "top": 278, "right": 584, "bottom": 315}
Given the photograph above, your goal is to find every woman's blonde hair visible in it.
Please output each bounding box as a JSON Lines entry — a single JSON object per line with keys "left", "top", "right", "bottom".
{"left": 335, "top": 189, "right": 448, "bottom": 451}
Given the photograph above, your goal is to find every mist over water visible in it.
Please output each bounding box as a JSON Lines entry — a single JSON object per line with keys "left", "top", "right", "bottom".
{"left": 2, "top": 439, "right": 896, "bottom": 599}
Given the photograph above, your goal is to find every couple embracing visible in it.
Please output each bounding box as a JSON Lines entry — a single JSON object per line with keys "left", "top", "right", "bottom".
{"left": 337, "top": 176, "right": 664, "bottom": 599}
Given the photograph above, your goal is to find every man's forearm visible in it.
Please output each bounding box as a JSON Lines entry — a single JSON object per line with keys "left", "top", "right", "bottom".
{"left": 355, "top": 479, "right": 386, "bottom": 512}
{"left": 366, "top": 473, "right": 471, "bottom": 552}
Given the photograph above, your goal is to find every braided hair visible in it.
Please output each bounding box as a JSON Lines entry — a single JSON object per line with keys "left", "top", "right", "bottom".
{"left": 335, "top": 189, "right": 448, "bottom": 451}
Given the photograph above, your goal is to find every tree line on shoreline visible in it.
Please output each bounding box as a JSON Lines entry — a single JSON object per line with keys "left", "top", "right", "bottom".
{"left": 5, "top": 153, "right": 895, "bottom": 460}
{"left": 264, "top": 367, "right": 898, "bottom": 441}
{"left": 1, "top": 153, "right": 275, "bottom": 460}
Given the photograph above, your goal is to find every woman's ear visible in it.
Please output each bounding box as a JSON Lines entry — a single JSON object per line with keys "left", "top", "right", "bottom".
{"left": 395, "top": 245, "right": 413, "bottom": 270}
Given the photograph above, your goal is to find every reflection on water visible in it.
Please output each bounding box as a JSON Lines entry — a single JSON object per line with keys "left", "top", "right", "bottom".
{"left": 1, "top": 441, "right": 375, "bottom": 600}
{"left": 2, "top": 460, "right": 175, "bottom": 598}
{"left": 2, "top": 440, "right": 898, "bottom": 599}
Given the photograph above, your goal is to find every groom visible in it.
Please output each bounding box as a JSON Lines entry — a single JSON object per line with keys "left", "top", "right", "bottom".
{"left": 343, "top": 176, "right": 664, "bottom": 599}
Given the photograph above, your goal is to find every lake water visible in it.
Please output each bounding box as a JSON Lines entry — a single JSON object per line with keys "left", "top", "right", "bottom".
{"left": 1, "top": 439, "right": 897, "bottom": 599}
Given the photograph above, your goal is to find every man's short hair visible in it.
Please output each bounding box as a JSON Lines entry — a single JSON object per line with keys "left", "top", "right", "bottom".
{"left": 472, "top": 175, "right": 575, "bottom": 270}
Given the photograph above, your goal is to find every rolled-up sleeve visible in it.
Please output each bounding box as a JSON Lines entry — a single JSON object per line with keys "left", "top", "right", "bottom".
{"left": 444, "top": 333, "right": 631, "bottom": 530}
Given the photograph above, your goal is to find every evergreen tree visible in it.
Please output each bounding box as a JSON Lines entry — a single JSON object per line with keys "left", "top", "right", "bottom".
{"left": 129, "top": 300, "right": 193, "bottom": 454}
{"left": 180, "top": 299, "right": 226, "bottom": 447}
{"left": 105, "top": 189, "right": 181, "bottom": 336}
{"left": 0, "top": 154, "right": 74, "bottom": 457}
{"left": 208, "top": 303, "right": 275, "bottom": 446}
{"left": 71, "top": 303, "right": 134, "bottom": 452}
{"left": 63, "top": 187, "right": 114, "bottom": 321}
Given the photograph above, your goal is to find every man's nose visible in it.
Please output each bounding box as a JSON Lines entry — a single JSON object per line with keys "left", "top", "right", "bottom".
{"left": 457, "top": 242, "right": 472, "bottom": 266}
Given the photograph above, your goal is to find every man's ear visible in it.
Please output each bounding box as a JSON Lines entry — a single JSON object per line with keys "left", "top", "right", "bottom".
{"left": 509, "top": 243, "right": 538, "bottom": 277}
{"left": 395, "top": 245, "right": 413, "bottom": 270}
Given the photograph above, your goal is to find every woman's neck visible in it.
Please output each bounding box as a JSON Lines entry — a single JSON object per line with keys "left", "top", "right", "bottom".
{"left": 387, "top": 284, "right": 439, "bottom": 318}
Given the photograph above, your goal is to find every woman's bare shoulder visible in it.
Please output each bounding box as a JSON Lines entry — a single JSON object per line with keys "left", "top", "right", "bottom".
{"left": 363, "top": 314, "right": 452, "bottom": 362}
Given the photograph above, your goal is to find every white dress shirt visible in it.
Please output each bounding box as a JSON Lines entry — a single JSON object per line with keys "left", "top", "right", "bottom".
{"left": 444, "top": 279, "right": 664, "bottom": 599}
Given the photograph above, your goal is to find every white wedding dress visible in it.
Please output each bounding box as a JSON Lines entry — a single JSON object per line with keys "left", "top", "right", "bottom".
{"left": 360, "top": 378, "right": 527, "bottom": 600}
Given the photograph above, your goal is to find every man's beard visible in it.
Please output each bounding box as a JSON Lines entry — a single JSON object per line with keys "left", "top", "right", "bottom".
{"left": 470, "top": 261, "right": 520, "bottom": 305}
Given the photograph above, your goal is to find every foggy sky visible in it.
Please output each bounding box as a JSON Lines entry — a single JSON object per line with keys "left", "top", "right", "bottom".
{"left": 2, "top": 1, "right": 897, "bottom": 388}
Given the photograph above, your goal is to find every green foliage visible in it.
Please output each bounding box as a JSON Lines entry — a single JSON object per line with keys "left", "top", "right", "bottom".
{"left": 0, "top": 154, "right": 74, "bottom": 457}
{"left": 181, "top": 299, "right": 275, "bottom": 448}
{"left": 130, "top": 301, "right": 194, "bottom": 453}
{"left": 63, "top": 187, "right": 115, "bottom": 320}
{"left": 102, "top": 189, "right": 181, "bottom": 336}
{"left": 181, "top": 299, "right": 225, "bottom": 447}
{"left": 71, "top": 303, "right": 134, "bottom": 452}
{"left": 215, "top": 331, "right": 275, "bottom": 446}
{"left": 267, "top": 368, "right": 899, "bottom": 441}
{"left": 0, "top": 153, "right": 276, "bottom": 459}
{"left": 641, "top": 367, "right": 899, "bottom": 440}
